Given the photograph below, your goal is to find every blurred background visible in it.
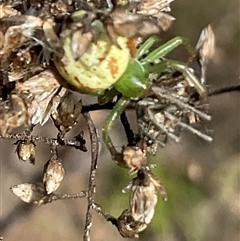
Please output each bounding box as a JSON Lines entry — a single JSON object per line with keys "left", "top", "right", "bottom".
{"left": 0, "top": 0, "right": 239, "bottom": 240}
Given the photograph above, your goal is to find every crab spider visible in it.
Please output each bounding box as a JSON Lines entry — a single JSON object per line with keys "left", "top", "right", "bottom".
{"left": 53, "top": 16, "right": 207, "bottom": 164}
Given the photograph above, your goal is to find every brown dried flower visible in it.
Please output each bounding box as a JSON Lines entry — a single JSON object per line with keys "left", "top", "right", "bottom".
{"left": 0, "top": 94, "right": 29, "bottom": 136}
{"left": 43, "top": 155, "right": 65, "bottom": 194}
{"left": 16, "top": 69, "right": 67, "bottom": 125}
{"left": 51, "top": 91, "right": 82, "bottom": 132}
{"left": 195, "top": 25, "right": 215, "bottom": 83}
{"left": 123, "top": 168, "right": 167, "bottom": 225}
{"left": 122, "top": 146, "right": 147, "bottom": 174}
{"left": 116, "top": 209, "right": 147, "bottom": 238}
{"left": 10, "top": 183, "right": 47, "bottom": 204}
{"left": 16, "top": 140, "right": 36, "bottom": 165}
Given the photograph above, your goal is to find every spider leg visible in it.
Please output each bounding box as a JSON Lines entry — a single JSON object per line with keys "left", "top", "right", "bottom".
{"left": 161, "top": 60, "right": 207, "bottom": 97}
{"left": 141, "top": 36, "right": 195, "bottom": 64}
{"left": 102, "top": 96, "right": 130, "bottom": 164}
{"left": 136, "top": 36, "right": 159, "bottom": 59}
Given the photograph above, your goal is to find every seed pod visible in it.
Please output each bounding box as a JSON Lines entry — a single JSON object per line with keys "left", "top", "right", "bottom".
{"left": 10, "top": 183, "right": 46, "bottom": 204}
{"left": 122, "top": 146, "right": 147, "bottom": 174}
{"left": 116, "top": 209, "right": 147, "bottom": 238}
{"left": 43, "top": 155, "right": 65, "bottom": 194}
{"left": 51, "top": 92, "right": 82, "bottom": 132}
{"left": 129, "top": 168, "right": 167, "bottom": 224}
{"left": 16, "top": 140, "right": 36, "bottom": 164}
{"left": 195, "top": 25, "right": 215, "bottom": 84}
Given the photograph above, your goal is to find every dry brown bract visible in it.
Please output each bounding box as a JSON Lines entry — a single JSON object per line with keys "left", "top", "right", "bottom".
{"left": 51, "top": 91, "right": 82, "bottom": 132}
{"left": 16, "top": 69, "right": 67, "bottom": 125}
{"left": 10, "top": 183, "right": 47, "bottom": 204}
{"left": 16, "top": 140, "right": 36, "bottom": 164}
{"left": 116, "top": 209, "right": 147, "bottom": 238}
{"left": 121, "top": 146, "right": 148, "bottom": 174}
{"left": 43, "top": 154, "right": 65, "bottom": 194}
{"left": 129, "top": 168, "right": 167, "bottom": 223}
{"left": 0, "top": 94, "right": 29, "bottom": 136}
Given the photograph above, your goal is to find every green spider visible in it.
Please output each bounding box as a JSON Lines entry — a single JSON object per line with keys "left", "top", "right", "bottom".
{"left": 53, "top": 12, "right": 207, "bottom": 164}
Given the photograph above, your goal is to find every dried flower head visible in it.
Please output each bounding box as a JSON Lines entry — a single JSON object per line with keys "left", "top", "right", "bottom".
{"left": 51, "top": 91, "right": 82, "bottom": 132}
{"left": 123, "top": 168, "right": 166, "bottom": 225}
{"left": 16, "top": 69, "right": 67, "bottom": 125}
{"left": 0, "top": 4, "right": 19, "bottom": 19}
{"left": 50, "top": 0, "right": 69, "bottom": 17}
{"left": 43, "top": 155, "right": 65, "bottom": 194}
{"left": 10, "top": 183, "right": 47, "bottom": 204}
{"left": 122, "top": 146, "right": 147, "bottom": 174}
{"left": 116, "top": 209, "right": 147, "bottom": 238}
{"left": 0, "top": 94, "right": 29, "bottom": 136}
{"left": 16, "top": 140, "right": 36, "bottom": 165}
{"left": 195, "top": 25, "right": 215, "bottom": 83}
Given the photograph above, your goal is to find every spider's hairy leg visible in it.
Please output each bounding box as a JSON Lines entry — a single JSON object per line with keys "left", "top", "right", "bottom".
{"left": 141, "top": 36, "right": 195, "bottom": 64}
{"left": 102, "top": 96, "right": 130, "bottom": 165}
{"left": 156, "top": 60, "right": 207, "bottom": 98}
{"left": 136, "top": 36, "right": 159, "bottom": 59}
{"left": 98, "top": 88, "right": 119, "bottom": 105}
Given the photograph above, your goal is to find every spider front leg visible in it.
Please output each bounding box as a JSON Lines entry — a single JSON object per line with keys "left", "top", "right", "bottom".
{"left": 140, "top": 36, "right": 207, "bottom": 97}
{"left": 141, "top": 36, "right": 195, "bottom": 64}
{"left": 102, "top": 96, "right": 130, "bottom": 166}
{"left": 145, "top": 58, "right": 207, "bottom": 97}
{"left": 164, "top": 59, "right": 207, "bottom": 97}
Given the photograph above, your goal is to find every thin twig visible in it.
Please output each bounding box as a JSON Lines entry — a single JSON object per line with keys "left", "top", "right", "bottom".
{"left": 0, "top": 132, "right": 87, "bottom": 152}
{"left": 82, "top": 112, "right": 100, "bottom": 241}
{"left": 208, "top": 85, "right": 240, "bottom": 96}
{"left": 42, "top": 191, "right": 89, "bottom": 204}
{"left": 92, "top": 203, "right": 118, "bottom": 226}
{"left": 120, "top": 111, "right": 136, "bottom": 146}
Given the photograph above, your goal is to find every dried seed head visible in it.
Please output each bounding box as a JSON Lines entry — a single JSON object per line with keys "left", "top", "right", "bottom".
{"left": 0, "top": 94, "right": 29, "bottom": 136}
{"left": 105, "top": 7, "right": 161, "bottom": 42}
{"left": 51, "top": 91, "right": 82, "bottom": 132}
{"left": 43, "top": 155, "right": 65, "bottom": 194}
{"left": 122, "top": 146, "right": 147, "bottom": 174}
{"left": 0, "top": 4, "right": 19, "bottom": 18}
{"left": 50, "top": 0, "right": 68, "bottom": 17}
{"left": 16, "top": 69, "right": 67, "bottom": 125}
{"left": 195, "top": 25, "right": 215, "bottom": 84}
{"left": 129, "top": 168, "right": 167, "bottom": 224}
{"left": 16, "top": 140, "right": 36, "bottom": 165}
{"left": 116, "top": 209, "right": 147, "bottom": 238}
{"left": 10, "top": 183, "right": 47, "bottom": 204}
